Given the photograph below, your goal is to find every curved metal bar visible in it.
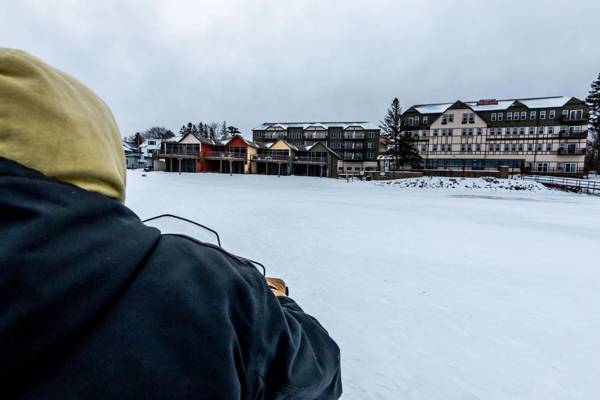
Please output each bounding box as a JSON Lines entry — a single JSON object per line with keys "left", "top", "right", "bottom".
{"left": 142, "top": 214, "right": 221, "bottom": 247}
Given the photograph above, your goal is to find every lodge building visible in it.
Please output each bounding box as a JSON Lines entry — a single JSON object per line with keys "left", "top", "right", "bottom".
{"left": 252, "top": 122, "right": 380, "bottom": 174}
{"left": 400, "top": 96, "right": 589, "bottom": 175}
{"left": 154, "top": 133, "right": 341, "bottom": 177}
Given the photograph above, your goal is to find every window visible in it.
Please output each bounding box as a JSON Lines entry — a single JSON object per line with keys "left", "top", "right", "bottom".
{"left": 368, "top": 152, "right": 375, "bottom": 159}
{"left": 519, "top": 127, "right": 525, "bottom": 135}
{"left": 475, "top": 144, "right": 481, "bottom": 151}
{"left": 469, "top": 113, "right": 475, "bottom": 124}
{"left": 496, "top": 144, "right": 501, "bottom": 151}
{"left": 462, "top": 129, "right": 467, "bottom": 136}
{"left": 511, "top": 144, "right": 517, "bottom": 152}
{"left": 462, "top": 113, "right": 468, "bottom": 124}
{"left": 521, "top": 111, "right": 527, "bottom": 120}
{"left": 461, "top": 144, "right": 466, "bottom": 152}
{"left": 538, "top": 126, "right": 545, "bottom": 134}
{"left": 421, "top": 145, "right": 427, "bottom": 151}
{"left": 498, "top": 113, "right": 503, "bottom": 121}
{"left": 537, "top": 143, "right": 543, "bottom": 151}
{"left": 514, "top": 112, "right": 520, "bottom": 121}
{"left": 518, "top": 143, "right": 524, "bottom": 151}
{"left": 529, "top": 127, "right": 535, "bottom": 135}
{"left": 433, "top": 129, "right": 439, "bottom": 136}
{"left": 530, "top": 111, "right": 536, "bottom": 120}
{"left": 368, "top": 132, "right": 375, "bottom": 138}
{"left": 468, "top": 128, "right": 474, "bottom": 136}
{"left": 570, "top": 109, "right": 583, "bottom": 120}
{"left": 491, "top": 113, "right": 497, "bottom": 121}
{"left": 367, "top": 142, "right": 374, "bottom": 149}
{"left": 546, "top": 143, "right": 552, "bottom": 151}
{"left": 507, "top": 112, "right": 513, "bottom": 121}
{"left": 477, "top": 128, "right": 483, "bottom": 135}
{"left": 505, "top": 144, "right": 511, "bottom": 151}
{"left": 549, "top": 110, "right": 555, "bottom": 119}
{"left": 540, "top": 110, "right": 546, "bottom": 120}
{"left": 489, "top": 144, "right": 495, "bottom": 151}
{"left": 441, "top": 113, "right": 454, "bottom": 124}
{"left": 528, "top": 143, "right": 534, "bottom": 151}
{"left": 433, "top": 144, "right": 438, "bottom": 151}
{"left": 148, "top": 140, "right": 156, "bottom": 145}
{"left": 548, "top": 127, "right": 554, "bottom": 134}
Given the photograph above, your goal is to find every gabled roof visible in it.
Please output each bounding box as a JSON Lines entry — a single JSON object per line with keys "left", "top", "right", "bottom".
{"left": 295, "top": 141, "right": 341, "bottom": 158}
{"left": 253, "top": 121, "right": 380, "bottom": 131}
{"left": 447, "top": 100, "right": 474, "bottom": 111}
{"left": 224, "top": 134, "right": 258, "bottom": 148}
{"left": 271, "top": 138, "right": 299, "bottom": 152}
{"left": 178, "top": 131, "right": 218, "bottom": 145}
{"left": 406, "top": 96, "right": 580, "bottom": 115}
{"left": 304, "top": 123, "right": 328, "bottom": 130}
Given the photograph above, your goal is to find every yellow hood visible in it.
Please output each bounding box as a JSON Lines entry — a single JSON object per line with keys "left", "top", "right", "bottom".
{"left": 0, "top": 48, "right": 126, "bottom": 202}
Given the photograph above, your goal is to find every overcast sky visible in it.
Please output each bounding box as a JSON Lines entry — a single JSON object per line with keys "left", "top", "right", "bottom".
{"left": 2, "top": 0, "right": 599, "bottom": 137}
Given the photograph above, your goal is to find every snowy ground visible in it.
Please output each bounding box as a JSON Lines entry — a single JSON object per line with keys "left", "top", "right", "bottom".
{"left": 126, "top": 171, "right": 600, "bottom": 400}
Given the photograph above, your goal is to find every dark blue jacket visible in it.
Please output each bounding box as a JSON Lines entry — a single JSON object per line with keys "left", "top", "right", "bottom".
{"left": 0, "top": 157, "right": 342, "bottom": 399}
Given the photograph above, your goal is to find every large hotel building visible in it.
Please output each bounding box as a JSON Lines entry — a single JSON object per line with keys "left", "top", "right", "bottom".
{"left": 401, "top": 96, "right": 588, "bottom": 175}
{"left": 252, "top": 122, "right": 380, "bottom": 173}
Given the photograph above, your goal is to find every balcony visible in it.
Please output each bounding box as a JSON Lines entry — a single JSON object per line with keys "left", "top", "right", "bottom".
{"left": 557, "top": 148, "right": 586, "bottom": 156}
{"left": 204, "top": 151, "right": 247, "bottom": 161}
{"left": 303, "top": 133, "right": 327, "bottom": 140}
{"left": 252, "top": 154, "right": 289, "bottom": 162}
{"left": 559, "top": 130, "right": 588, "bottom": 139}
{"left": 159, "top": 146, "right": 200, "bottom": 158}
{"left": 343, "top": 143, "right": 364, "bottom": 150}
{"left": 263, "top": 133, "right": 286, "bottom": 140}
{"left": 343, "top": 153, "right": 364, "bottom": 161}
{"left": 343, "top": 133, "right": 365, "bottom": 140}
{"left": 293, "top": 156, "right": 327, "bottom": 164}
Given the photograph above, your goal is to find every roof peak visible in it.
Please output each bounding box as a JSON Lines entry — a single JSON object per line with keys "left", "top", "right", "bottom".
{"left": 413, "top": 95, "right": 570, "bottom": 108}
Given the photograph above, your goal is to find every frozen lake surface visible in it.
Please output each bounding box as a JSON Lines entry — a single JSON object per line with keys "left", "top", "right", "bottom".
{"left": 126, "top": 171, "right": 600, "bottom": 400}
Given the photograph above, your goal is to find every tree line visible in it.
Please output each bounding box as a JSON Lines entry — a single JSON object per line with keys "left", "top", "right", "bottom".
{"left": 124, "top": 121, "right": 240, "bottom": 147}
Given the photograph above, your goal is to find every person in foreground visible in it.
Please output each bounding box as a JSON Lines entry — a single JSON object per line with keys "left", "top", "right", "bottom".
{"left": 0, "top": 48, "right": 342, "bottom": 399}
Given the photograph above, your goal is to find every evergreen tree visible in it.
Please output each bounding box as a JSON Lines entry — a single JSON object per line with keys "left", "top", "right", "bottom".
{"left": 198, "top": 122, "right": 206, "bottom": 138}
{"left": 220, "top": 121, "right": 228, "bottom": 140}
{"left": 227, "top": 126, "right": 241, "bottom": 136}
{"left": 586, "top": 73, "right": 600, "bottom": 172}
{"left": 379, "top": 98, "right": 422, "bottom": 169}
{"left": 133, "top": 132, "right": 144, "bottom": 146}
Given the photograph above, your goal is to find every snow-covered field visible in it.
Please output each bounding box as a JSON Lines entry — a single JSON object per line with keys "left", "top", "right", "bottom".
{"left": 126, "top": 171, "right": 600, "bottom": 400}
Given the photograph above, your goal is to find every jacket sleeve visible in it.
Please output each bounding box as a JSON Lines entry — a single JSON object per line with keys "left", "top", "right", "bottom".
{"left": 252, "top": 282, "right": 342, "bottom": 400}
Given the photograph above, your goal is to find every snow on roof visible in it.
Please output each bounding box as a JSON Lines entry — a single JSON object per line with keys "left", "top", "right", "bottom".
{"left": 413, "top": 103, "right": 454, "bottom": 114}
{"left": 122, "top": 142, "right": 137, "bottom": 151}
{"left": 304, "top": 123, "right": 328, "bottom": 130}
{"left": 467, "top": 100, "right": 515, "bottom": 112}
{"left": 410, "top": 96, "right": 577, "bottom": 115}
{"left": 517, "top": 96, "right": 572, "bottom": 109}
{"left": 253, "top": 121, "right": 380, "bottom": 131}
{"left": 166, "top": 135, "right": 183, "bottom": 142}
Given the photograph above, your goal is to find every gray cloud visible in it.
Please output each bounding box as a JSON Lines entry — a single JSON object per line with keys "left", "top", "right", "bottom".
{"left": 2, "top": 0, "right": 599, "bottom": 137}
